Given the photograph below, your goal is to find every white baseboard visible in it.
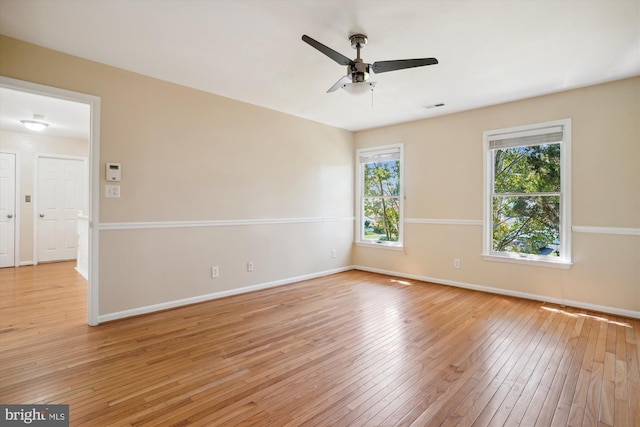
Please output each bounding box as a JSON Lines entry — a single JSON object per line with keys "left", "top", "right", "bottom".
{"left": 353, "top": 265, "right": 640, "bottom": 320}
{"left": 74, "top": 266, "right": 88, "bottom": 280}
{"left": 98, "top": 266, "right": 353, "bottom": 323}
{"left": 98, "top": 264, "right": 640, "bottom": 323}
{"left": 19, "top": 261, "right": 34, "bottom": 266}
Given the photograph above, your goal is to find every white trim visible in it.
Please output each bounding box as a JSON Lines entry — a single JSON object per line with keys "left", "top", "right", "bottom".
{"left": 19, "top": 261, "right": 34, "bottom": 266}
{"left": 1, "top": 76, "right": 101, "bottom": 326}
{"left": 403, "top": 219, "right": 639, "bottom": 235}
{"left": 103, "top": 218, "right": 633, "bottom": 240}
{"left": 404, "top": 218, "right": 482, "bottom": 226}
{"left": 99, "top": 216, "right": 355, "bottom": 231}
{"left": 99, "top": 266, "right": 353, "bottom": 323}
{"left": 562, "top": 120, "right": 572, "bottom": 261}
{"left": 14, "top": 153, "right": 20, "bottom": 268}
{"left": 572, "top": 226, "right": 640, "bottom": 236}
{"left": 353, "top": 265, "right": 640, "bottom": 319}
{"left": 355, "top": 242, "right": 404, "bottom": 251}
{"left": 88, "top": 97, "right": 101, "bottom": 326}
{"left": 33, "top": 153, "right": 88, "bottom": 161}
{"left": 482, "top": 254, "right": 572, "bottom": 269}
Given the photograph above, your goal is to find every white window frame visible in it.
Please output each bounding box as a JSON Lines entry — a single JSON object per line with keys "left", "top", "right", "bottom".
{"left": 355, "top": 143, "right": 404, "bottom": 250}
{"left": 482, "top": 119, "right": 572, "bottom": 269}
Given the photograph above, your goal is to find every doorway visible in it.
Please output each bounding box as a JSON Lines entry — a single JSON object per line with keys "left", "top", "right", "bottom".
{"left": 0, "top": 76, "right": 100, "bottom": 325}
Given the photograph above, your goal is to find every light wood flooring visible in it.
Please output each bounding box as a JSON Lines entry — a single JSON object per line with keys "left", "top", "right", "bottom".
{"left": 1, "top": 261, "right": 638, "bottom": 426}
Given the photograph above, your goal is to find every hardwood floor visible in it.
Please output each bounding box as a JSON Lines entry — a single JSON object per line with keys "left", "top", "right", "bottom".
{"left": 1, "top": 262, "right": 638, "bottom": 426}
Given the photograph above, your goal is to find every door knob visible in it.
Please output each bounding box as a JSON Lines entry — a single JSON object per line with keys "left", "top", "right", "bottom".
{"left": 39, "top": 214, "right": 45, "bottom": 218}
{"left": 7, "top": 214, "right": 12, "bottom": 218}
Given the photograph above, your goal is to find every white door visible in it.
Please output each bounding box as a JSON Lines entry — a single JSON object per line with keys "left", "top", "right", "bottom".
{"left": 0, "top": 153, "right": 17, "bottom": 268}
{"left": 37, "top": 156, "right": 86, "bottom": 263}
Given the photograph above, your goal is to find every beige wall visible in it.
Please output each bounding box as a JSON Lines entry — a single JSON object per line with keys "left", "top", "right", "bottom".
{"left": 0, "top": 130, "right": 88, "bottom": 263}
{"left": 0, "top": 36, "right": 354, "bottom": 316}
{"left": 354, "top": 77, "right": 640, "bottom": 313}
{"left": 1, "top": 35, "right": 638, "bottom": 318}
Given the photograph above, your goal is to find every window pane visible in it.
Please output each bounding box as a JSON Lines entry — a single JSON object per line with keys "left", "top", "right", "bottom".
{"left": 363, "top": 197, "right": 400, "bottom": 242}
{"left": 364, "top": 161, "right": 400, "bottom": 197}
{"left": 492, "top": 195, "right": 560, "bottom": 256}
{"left": 494, "top": 143, "right": 560, "bottom": 193}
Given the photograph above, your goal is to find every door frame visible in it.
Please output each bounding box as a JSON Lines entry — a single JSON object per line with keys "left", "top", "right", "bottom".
{"left": 0, "top": 151, "right": 20, "bottom": 268}
{"left": 34, "top": 153, "right": 88, "bottom": 265}
{"left": 1, "top": 76, "right": 101, "bottom": 326}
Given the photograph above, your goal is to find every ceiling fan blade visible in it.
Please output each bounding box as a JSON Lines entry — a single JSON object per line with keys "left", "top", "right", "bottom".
{"left": 372, "top": 58, "right": 438, "bottom": 74}
{"left": 302, "top": 35, "right": 353, "bottom": 66}
{"left": 327, "top": 75, "right": 352, "bottom": 93}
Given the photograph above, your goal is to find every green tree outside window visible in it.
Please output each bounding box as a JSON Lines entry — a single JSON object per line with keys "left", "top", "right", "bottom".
{"left": 363, "top": 160, "right": 400, "bottom": 242}
{"left": 492, "top": 143, "right": 561, "bottom": 256}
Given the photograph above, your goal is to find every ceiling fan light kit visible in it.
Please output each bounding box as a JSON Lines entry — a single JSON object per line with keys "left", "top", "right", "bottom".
{"left": 342, "top": 81, "right": 376, "bottom": 96}
{"left": 302, "top": 33, "right": 438, "bottom": 96}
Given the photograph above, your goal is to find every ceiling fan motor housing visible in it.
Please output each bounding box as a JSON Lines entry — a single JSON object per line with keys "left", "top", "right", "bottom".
{"left": 348, "top": 34, "right": 370, "bottom": 82}
{"left": 349, "top": 61, "right": 370, "bottom": 83}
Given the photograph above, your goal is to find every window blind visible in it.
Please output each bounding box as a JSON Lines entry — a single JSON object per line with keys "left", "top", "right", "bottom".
{"left": 359, "top": 147, "right": 401, "bottom": 163}
{"left": 488, "top": 125, "right": 563, "bottom": 150}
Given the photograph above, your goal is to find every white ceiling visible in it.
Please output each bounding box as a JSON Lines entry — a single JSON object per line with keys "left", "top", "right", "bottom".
{"left": 0, "top": 87, "right": 90, "bottom": 140}
{"left": 0, "top": 0, "right": 638, "bottom": 134}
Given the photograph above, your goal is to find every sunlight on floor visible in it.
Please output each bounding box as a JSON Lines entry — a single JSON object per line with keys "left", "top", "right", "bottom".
{"left": 541, "top": 305, "right": 631, "bottom": 327}
{"left": 390, "top": 279, "right": 412, "bottom": 286}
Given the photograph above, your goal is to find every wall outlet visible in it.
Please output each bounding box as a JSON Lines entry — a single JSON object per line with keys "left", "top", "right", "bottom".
{"left": 332, "top": 249, "right": 337, "bottom": 258}
{"left": 454, "top": 259, "right": 461, "bottom": 269}
{"left": 247, "top": 261, "right": 253, "bottom": 272}
{"left": 211, "top": 266, "right": 219, "bottom": 278}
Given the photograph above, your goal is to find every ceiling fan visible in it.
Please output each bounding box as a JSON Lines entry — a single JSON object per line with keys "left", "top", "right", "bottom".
{"left": 302, "top": 34, "right": 438, "bottom": 94}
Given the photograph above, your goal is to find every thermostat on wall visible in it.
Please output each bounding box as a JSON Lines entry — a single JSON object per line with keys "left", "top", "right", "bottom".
{"left": 106, "top": 162, "right": 121, "bottom": 182}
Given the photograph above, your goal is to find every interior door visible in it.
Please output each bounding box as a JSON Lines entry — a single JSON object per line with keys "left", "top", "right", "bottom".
{"left": 37, "top": 156, "right": 86, "bottom": 263}
{"left": 0, "top": 152, "right": 17, "bottom": 268}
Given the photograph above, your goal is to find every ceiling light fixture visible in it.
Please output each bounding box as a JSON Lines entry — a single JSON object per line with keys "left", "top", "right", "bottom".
{"left": 342, "top": 81, "right": 376, "bottom": 96}
{"left": 342, "top": 82, "right": 377, "bottom": 107}
{"left": 21, "top": 114, "right": 49, "bottom": 132}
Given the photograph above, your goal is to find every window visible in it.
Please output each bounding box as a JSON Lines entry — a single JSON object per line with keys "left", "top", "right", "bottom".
{"left": 483, "top": 119, "right": 571, "bottom": 268}
{"left": 356, "top": 144, "right": 403, "bottom": 248}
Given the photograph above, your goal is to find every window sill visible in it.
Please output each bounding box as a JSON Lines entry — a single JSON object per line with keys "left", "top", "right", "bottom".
{"left": 483, "top": 254, "right": 572, "bottom": 269}
{"left": 355, "top": 241, "right": 404, "bottom": 251}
